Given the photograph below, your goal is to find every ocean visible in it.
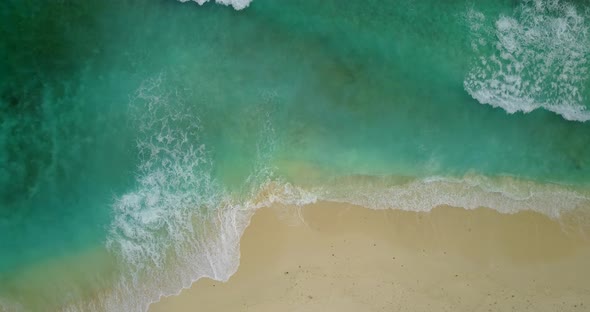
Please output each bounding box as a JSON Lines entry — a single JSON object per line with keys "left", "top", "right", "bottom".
{"left": 1, "top": 0, "right": 589, "bottom": 311}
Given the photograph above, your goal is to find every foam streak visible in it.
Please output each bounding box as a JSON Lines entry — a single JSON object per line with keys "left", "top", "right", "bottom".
{"left": 177, "top": 0, "right": 252, "bottom": 10}
{"left": 465, "top": 0, "right": 590, "bottom": 121}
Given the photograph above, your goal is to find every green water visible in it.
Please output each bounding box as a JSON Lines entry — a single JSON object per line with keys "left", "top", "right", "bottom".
{"left": 1, "top": 0, "right": 590, "bottom": 311}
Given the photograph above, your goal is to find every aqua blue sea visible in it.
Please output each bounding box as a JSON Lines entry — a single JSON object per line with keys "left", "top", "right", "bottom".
{"left": 1, "top": 0, "right": 590, "bottom": 311}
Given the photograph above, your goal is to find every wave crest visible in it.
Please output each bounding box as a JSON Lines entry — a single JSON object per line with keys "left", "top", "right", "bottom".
{"left": 464, "top": 0, "right": 590, "bottom": 122}
{"left": 318, "top": 174, "right": 590, "bottom": 219}
{"left": 177, "top": 0, "right": 252, "bottom": 10}
{"left": 64, "top": 75, "right": 309, "bottom": 312}
{"left": 63, "top": 74, "right": 590, "bottom": 312}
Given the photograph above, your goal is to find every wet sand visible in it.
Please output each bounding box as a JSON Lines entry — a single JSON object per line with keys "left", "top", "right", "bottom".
{"left": 150, "top": 201, "right": 590, "bottom": 312}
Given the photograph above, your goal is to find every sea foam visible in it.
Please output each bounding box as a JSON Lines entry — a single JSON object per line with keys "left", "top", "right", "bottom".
{"left": 60, "top": 74, "right": 590, "bottom": 312}
{"left": 61, "top": 74, "right": 315, "bottom": 312}
{"left": 465, "top": 0, "right": 590, "bottom": 122}
{"left": 177, "top": 0, "right": 252, "bottom": 10}
{"left": 62, "top": 174, "right": 590, "bottom": 312}
{"left": 105, "top": 74, "right": 256, "bottom": 310}
{"left": 318, "top": 174, "right": 590, "bottom": 219}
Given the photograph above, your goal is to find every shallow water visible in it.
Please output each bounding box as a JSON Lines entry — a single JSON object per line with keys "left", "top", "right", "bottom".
{"left": 1, "top": 0, "right": 590, "bottom": 311}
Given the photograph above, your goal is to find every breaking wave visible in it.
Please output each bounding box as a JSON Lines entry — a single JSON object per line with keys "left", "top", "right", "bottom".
{"left": 464, "top": 0, "right": 590, "bottom": 122}
{"left": 318, "top": 174, "right": 590, "bottom": 219}
{"left": 60, "top": 74, "right": 315, "bottom": 312}
{"left": 60, "top": 74, "right": 589, "bottom": 312}
{"left": 177, "top": 0, "right": 252, "bottom": 10}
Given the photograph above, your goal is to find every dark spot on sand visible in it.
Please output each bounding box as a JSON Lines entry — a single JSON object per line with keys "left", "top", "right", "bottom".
{"left": 308, "top": 295, "right": 313, "bottom": 299}
{"left": 284, "top": 271, "right": 289, "bottom": 275}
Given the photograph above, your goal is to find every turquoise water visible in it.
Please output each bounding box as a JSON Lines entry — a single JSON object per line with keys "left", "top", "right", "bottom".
{"left": 1, "top": 0, "right": 590, "bottom": 311}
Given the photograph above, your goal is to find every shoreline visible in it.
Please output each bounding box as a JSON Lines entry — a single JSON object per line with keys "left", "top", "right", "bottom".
{"left": 149, "top": 201, "right": 590, "bottom": 311}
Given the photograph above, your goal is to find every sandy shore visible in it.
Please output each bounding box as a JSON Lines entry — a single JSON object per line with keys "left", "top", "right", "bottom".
{"left": 149, "top": 201, "right": 590, "bottom": 312}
